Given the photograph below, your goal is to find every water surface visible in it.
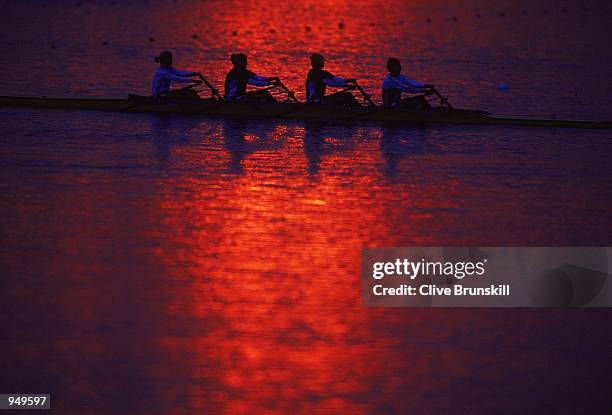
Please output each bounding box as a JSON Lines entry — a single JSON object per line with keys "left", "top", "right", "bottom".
{"left": 1, "top": 1, "right": 611, "bottom": 414}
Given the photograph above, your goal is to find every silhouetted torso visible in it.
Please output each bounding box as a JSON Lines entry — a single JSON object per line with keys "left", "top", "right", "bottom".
{"left": 225, "top": 68, "right": 257, "bottom": 100}
{"left": 306, "top": 68, "right": 335, "bottom": 101}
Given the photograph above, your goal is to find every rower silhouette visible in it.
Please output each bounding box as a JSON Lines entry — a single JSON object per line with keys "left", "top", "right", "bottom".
{"left": 224, "top": 53, "right": 280, "bottom": 103}
{"left": 382, "top": 57, "right": 435, "bottom": 109}
{"left": 305, "top": 54, "right": 359, "bottom": 106}
{"left": 151, "top": 50, "right": 203, "bottom": 99}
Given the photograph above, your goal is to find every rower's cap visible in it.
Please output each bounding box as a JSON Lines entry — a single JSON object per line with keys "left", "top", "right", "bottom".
{"left": 155, "top": 50, "right": 172, "bottom": 65}
{"left": 231, "top": 53, "right": 247, "bottom": 67}
{"left": 310, "top": 53, "right": 324, "bottom": 65}
{"left": 386, "top": 57, "right": 401, "bottom": 75}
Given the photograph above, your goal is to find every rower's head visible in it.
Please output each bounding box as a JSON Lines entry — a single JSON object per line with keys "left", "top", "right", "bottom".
{"left": 310, "top": 53, "right": 325, "bottom": 70}
{"left": 231, "top": 53, "right": 248, "bottom": 69}
{"left": 386, "top": 57, "right": 401, "bottom": 76}
{"left": 155, "top": 51, "right": 173, "bottom": 69}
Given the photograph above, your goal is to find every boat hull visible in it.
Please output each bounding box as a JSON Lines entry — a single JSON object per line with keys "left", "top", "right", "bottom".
{"left": 1, "top": 95, "right": 611, "bottom": 129}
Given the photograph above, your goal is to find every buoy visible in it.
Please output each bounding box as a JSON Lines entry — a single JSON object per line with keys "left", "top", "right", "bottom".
{"left": 305, "top": 26, "right": 311, "bottom": 32}
{"left": 149, "top": 37, "right": 156, "bottom": 42}
{"left": 425, "top": 17, "right": 432, "bottom": 23}
{"left": 102, "top": 41, "right": 109, "bottom": 46}
{"left": 232, "top": 31, "right": 238, "bottom": 36}
{"left": 497, "top": 82, "right": 509, "bottom": 91}
{"left": 451, "top": 16, "right": 457, "bottom": 21}
{"left": 50, "top": 43, "right": 57, "bottom": 49}
{"left": 338, "top": 22, "right": 345, "bottom": 29}
{"left": 269, "top": 29, "right": 276, "bottom": 34}
{"left": 191, "top": 34, "right": 198, "bottom": 39}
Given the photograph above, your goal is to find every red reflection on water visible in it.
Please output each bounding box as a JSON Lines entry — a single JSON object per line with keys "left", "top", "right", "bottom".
{"left": 148, "top": 131, "right": 409, "bottom": 413}
{"left": 2, "top": 1, "right": 612, "bottom": 413}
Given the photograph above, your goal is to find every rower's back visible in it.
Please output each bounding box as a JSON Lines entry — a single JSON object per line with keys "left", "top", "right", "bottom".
{"left": 306, "top": 54, "right": 336, "bottom": 102}
{"left": 225, "top": 67, "right": 257, "bottom": 100}
{"left": 225, "top": 54, "right": 255, "bottom": 101}
{"left": 151, "top": 50, "right": 200, "bottom": 99}
{"left": 382, "top": 57, "right": 429, "bottom": 109}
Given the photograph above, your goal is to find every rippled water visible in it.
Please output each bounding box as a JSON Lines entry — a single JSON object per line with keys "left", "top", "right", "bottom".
{"left": 1, "top": 1, "right": 611, "bottom": 414}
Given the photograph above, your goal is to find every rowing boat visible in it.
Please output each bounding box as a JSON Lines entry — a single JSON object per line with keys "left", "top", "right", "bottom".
{"left": 1, "top": 95, "right": 611, "bottom": 129}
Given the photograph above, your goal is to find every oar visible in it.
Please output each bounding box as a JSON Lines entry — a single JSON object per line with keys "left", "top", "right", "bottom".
{"left": 274, "top": 80, "right": 299, "bottom": 103}
{"left": 350, "top": 81, "right": 376, "bottom": 107}
{"left": 249, "top": 79, "right": 299, "bottom": 103}
{"left": 428, "top": 85, "right": 453, "bottom": 109}
{"left": 199, "top": 75, "right": 223, "bottom": 100}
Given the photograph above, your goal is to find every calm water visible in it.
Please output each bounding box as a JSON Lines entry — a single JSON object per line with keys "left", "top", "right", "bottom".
{"left": 1, "top": 1, "right": 611, "bottom": 414}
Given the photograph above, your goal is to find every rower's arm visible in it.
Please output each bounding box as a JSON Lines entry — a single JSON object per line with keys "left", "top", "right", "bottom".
{"left": 247, "top": 75, "right": 273, "bottom": 87}
{"left": 170, "top": 68, "right": 199, "bottom": 77}
{"left": 398, "top": 75, "right": 427, "bottom": 91}
{"left": 324, "top": 76, "right": 350, "bottom": 87}
{"left": 383, "top": 75, "right": 426, "bottom": 93}
{"left": 166, "top": 73, "right": 195, "bottom": 83}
